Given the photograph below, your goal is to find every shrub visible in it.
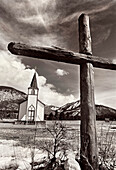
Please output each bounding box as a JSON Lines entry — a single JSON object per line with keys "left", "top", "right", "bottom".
{"left": 98, "top": 122, "right": 116, "bottom": 169}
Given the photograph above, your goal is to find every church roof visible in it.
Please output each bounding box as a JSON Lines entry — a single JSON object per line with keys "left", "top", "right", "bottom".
{"left": 38, "top": 99, "right": 45, "bottom": 106}
{"left": 30, "top": 72, "right": 38, "bottom": 89}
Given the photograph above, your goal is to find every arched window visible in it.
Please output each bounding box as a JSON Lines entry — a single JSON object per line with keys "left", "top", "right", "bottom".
{"left": 28, "top": 105, "right": 35, "bottom": 121}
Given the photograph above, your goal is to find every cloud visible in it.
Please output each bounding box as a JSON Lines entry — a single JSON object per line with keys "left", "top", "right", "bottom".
{"left": 0, "top": 0, "right": 60, "bottom": 50}
{"left": 0, "top": 50, "right": 76, "bottom": 106}
{"left": 55, "top": 69, "right": 69, "bottom": 76}
{"left": 29, "top": 70, "right": 76, "bottom": 107}
{"left": 113, "top": 59, "right": 116, "bottom": 64}
{"left": 36, "top": 71, "right": 76, "bottom": 106}
{"left": 38, "top": 82, "right": 76, "bottom": 106}
{"left": 95, "top": 90, "right": 116, "bottom": 109}
{"left": 0, "top": 0, "right": 116, "bottom": 108}
{"left": 0, "top": 50, "right": 33, "bottom": 92}
{"left": 95, "top": 68, "right": 116, "bottom": 109}
{"left": 1, "top": 0, "right": 116, "bottom": 51}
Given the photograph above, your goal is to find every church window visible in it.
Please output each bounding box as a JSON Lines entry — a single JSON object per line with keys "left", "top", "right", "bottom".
{"left": 28, "top": 105, "right": 35, "bottom": 121}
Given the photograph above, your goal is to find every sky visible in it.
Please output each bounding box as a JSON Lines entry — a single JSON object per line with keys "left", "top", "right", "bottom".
{"left": 0, "top": 0, "right": 116, "bottom": 108}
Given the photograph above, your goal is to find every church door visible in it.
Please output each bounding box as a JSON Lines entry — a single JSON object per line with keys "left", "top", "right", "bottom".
{"left": 28, "top": 105, "right": 35, "bottom": 122}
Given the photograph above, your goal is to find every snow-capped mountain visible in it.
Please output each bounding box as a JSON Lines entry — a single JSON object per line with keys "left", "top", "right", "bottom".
{"left": 45, "top": 100, "right": 116, "bottom": 120}
{"left": 0, "top": 86, "right": 27, "bottom": 114}
{"left": 57, "top": 100, "right": 80, "bottom": 116}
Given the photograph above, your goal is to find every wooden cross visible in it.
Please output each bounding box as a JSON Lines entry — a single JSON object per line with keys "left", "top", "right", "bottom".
{"left": 8, "top": 14, "right": 116, "bottom": 169}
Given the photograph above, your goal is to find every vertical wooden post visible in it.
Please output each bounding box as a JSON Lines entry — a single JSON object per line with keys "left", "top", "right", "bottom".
{"left": 79, "top": 14, "right": 98, "bottom": 170}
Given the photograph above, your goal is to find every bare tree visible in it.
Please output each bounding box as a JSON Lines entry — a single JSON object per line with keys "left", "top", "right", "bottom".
{"left": 39, "top": 121, "right": 70, "bottom": 169}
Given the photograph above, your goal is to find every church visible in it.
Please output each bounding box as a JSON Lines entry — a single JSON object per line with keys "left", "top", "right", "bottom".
{"left": 18, "top": 72, "right": 45, "bottom": 123}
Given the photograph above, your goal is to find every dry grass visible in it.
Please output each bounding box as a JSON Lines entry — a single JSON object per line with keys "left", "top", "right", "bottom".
{"left": 0, "top": 121, "right": 115, "bottom": 150}
{"left": 0, "top": 121, "right": 115, "bottom": 169}
{"left": 97, "top": 121, "right": 116, "bottom": 169}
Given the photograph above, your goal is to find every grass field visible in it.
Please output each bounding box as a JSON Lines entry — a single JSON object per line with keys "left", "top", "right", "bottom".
{"left": 0, "top": 120, "right": 115, "bottom": 145}
{"left": 0, "top": 120, "right": 116, "bottom": 169}
{"left": 0, "top": 121, "right": 116, "bottom": 150}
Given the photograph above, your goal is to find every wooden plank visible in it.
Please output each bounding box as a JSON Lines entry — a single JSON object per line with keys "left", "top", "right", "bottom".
{"left": 79, "top": 14, "right": 98, "bottom": 169}
{"left": 8, "top": 42, "right": 116, "bottom": 70}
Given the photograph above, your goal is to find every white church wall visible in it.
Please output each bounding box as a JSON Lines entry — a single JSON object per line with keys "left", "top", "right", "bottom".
{"left": 26, "top": 95, "right": 38, "bottom": 121}
{"left": 27, "top": 95, "right": 37, "bottom": 110}
{"left": 36, "top": 101, "right": 44, "bottom": 121}
{"left": 19, "top": 101, "right": 27, "bottom": 120}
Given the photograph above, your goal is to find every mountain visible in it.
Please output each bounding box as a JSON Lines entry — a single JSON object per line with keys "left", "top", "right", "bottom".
{"left": 57, "top": 100, "right": 80, "bottom": 117}
{"left": 45, "top": 105, "right": 59, "bottom": 115}
{"left": 0, "top": 86, "right": 27, "bottom": 118}
{"left": 44, "top": 105, "right": 59, "bottom": 120}
{"left": 96, "top": 105, "right": 116, "bottom": 120}
{"left": 0, "top": 86, "right": 116, "bottom": 120}
{"left": 45, "top": 100, "right": 116, "bottom": 120}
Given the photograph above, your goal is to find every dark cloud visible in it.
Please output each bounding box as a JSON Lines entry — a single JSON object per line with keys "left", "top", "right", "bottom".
{"left": 1, "top": 0, "right": 116, "bottom": 52}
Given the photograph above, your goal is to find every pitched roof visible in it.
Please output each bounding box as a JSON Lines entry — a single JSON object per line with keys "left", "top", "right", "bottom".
{"left": 30, "top": 72, "right": 38, "bottom": 89}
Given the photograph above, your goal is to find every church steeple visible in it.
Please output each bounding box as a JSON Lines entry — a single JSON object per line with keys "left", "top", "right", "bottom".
{"left": 28, "top": 72, "right": 39, "bottom": 95}
{"left": 30, "top": 72, "right": 38, "bottom": 89}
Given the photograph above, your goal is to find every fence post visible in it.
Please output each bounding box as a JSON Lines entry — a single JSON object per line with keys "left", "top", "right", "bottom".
{"left": 78, "top": 14, "right": 98, "bottom": 169}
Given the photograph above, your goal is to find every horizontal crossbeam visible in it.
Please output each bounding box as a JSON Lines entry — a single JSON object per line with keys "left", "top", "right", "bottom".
{"left": 8, "top": 42, "right": 116, "bottom": 70}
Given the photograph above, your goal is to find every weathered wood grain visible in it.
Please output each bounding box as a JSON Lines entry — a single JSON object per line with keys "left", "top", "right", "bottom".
{"left": 8, "top": 42, "right": 116, "bottom": 70}
{"left": 79, "top": 14, "right": 98, "bottom": 170}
